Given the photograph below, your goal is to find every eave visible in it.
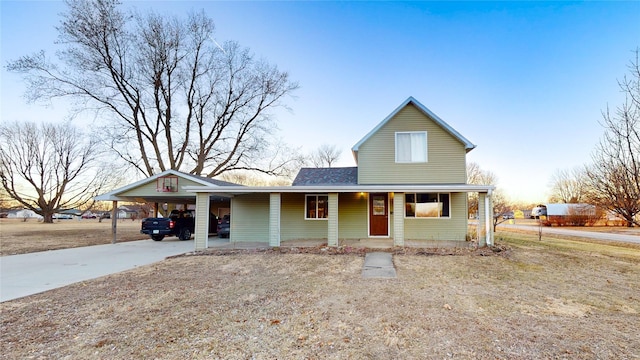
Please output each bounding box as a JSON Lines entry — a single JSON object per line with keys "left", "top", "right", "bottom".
{"left": 183, "top": 184, "right": 495, "bottom": 195}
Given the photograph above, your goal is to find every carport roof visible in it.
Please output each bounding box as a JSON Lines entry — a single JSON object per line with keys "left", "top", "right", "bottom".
{"left": 94, "top": 169, "right": 240, "bottom": 203}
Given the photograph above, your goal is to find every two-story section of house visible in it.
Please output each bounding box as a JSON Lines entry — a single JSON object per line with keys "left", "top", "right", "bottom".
{"left": 185, "top": 97, "right": 495, "bottom": 250}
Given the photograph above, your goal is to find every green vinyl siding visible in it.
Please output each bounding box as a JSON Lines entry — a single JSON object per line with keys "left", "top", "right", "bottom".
{"left": 279, "top": 193, "right": 370, "bottom": 241}
{"left": 280, "top": 193, "right": 328, "bottom": 241}
{"left": 403, "top": 193, "right": 468, "bottom": 241}
{"left": 232, "top": 194, "right": 270, "bottom": 242}
{"left": 357, "top": 104, "right": 467, "bottom": 184}
{"left": 336, "top": 193, "right": 369, "bottom": 239}
{"left": 118, "top": 177, "right": 205, "bottom": 198}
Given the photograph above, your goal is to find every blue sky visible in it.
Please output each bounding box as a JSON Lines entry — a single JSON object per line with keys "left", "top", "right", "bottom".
{"left": 1, "top": 1, "right": 639, "bottom": 203}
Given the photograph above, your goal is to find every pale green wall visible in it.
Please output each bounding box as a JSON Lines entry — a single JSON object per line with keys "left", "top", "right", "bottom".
{"left": 357, "top": 104, "right": 467, "bottom": 184}
{"left": 277, "top": 193, "right": 370, "bottom": 241}
{"left": 232, "top": 191, "right": 468, "bottom": 243}
{"left": 336, "top": 193, "right": 369, "bottom": 239}
{"left": 231, "top": 193, "right": 270, "bottom": 242}
{"left": 280, "top": 193, "right": 328, "bottom": 240}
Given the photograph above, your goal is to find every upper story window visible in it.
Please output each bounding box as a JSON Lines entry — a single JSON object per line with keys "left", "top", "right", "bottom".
{"left": 405, "top": 193, "right": 450, "bottom": 218}
{"left": 157, "top": 176, "right": 178, "bottom": 192}
{"left": 396, "top": 131, "right": 427, "bottom": 163}
{"left": 305, "top": 195, "right": 328, "bottom": 220}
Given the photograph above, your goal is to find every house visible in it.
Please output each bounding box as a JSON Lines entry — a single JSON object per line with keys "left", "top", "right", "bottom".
{"left": 6, "top": 209, "right": 42, "bottom": 220}
{"left": 184, "top": 97, "right": 495, "bottom": 250}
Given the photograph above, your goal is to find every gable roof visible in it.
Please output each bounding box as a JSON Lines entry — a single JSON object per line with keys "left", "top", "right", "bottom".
{"left": 351, "top": 97, "right": 476, "bottom": 161}
{"left": 292, "top": 167, "right": 358, "bottom": 186}
{"left": 94, "top": 169, "right": 240, "bottom": 202}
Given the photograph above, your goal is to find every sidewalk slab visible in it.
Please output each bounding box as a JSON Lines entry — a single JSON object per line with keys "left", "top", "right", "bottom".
{"left": 362, "top": 252, "right": 396, "bottom": 279}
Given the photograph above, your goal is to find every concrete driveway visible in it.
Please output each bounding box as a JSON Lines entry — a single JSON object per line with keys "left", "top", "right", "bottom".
{"left": 1, "top": 239, "right": 196, "bottom": 302}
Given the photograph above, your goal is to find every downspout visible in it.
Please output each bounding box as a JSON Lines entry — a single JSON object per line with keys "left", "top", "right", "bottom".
{"left": 485, "top": 189, "right": 493, "bottom": 246}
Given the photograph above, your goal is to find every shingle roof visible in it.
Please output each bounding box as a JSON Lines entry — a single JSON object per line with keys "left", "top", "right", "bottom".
{"left": 292, "top": 167, "right": 358, "bottom": 186}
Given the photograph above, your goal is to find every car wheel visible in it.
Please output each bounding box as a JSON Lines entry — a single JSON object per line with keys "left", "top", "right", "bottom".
{"left": 151, "top": 234, "right": 164, "bottom": 241}
{"left": 180, "top": 228, "right": 192, "bottom": 241}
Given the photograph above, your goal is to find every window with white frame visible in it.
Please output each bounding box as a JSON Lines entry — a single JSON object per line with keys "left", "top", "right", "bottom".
{"left": 405, "top": 193, "right": 450, "bottom": 218}
{"left": 396, "top": 131, "right": 427, "bottom": 163}
{"left": 156, "top": 176, "right": 178, "bottom": 192}
{"left": 305, "top": 195, "right": 328, "bottom": 219}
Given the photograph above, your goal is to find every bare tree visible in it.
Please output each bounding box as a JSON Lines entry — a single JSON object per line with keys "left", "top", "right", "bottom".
{"left": 220, "top": 171, "right": 292, "bottom": 186}
{"left": 0, "top": 121, "right": 109, "bottom": 223}
{"left": 309, "top": 144, "right": 342, "bottom": 168}
{"left": 548, "top": 167, "right": 588, "bottom": 203}
{"left": 491, "top": 190, "right": 512, "bottom": 232}
{"left": 466, "top": 162, "right": 511, "bottom": 230}
{"left": 7, "top": 0, "right": 299, "bottom": 179}
{"left": 467, "top": 162, "right": 498, "bottom": 217}
{"left": 585, "top": 49, "right": 640, "bottom": 227}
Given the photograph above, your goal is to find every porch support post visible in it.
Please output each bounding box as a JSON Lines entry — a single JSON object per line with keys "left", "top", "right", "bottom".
{"left": 478, "top": 192, "right": 488, "bottom": 247}
{"left": 269, "top": 193, "right": 281, "bottom": 247}
{"left": 111, "top": 200, "right": 118, "bottom": 244}
{"left": 194, "top": 192, "right": 210, "bottom": 251}
{"left": 327, "top": 193, "right": 338, "bottom": 247}
{"left": 485, "top": 191, "right": 494, "bottom": 246}
{"left": 393, "top": 192, "right": 404, "bottom": 246}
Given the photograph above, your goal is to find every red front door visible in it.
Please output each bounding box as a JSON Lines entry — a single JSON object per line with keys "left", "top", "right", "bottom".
{"left": 369, "top": 193, "right": 388, "bottom": 236}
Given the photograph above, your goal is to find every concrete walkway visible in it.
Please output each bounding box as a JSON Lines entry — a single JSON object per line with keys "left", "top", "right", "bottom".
{"left": 362, "top": 252, "right": 397, "bottom": 278}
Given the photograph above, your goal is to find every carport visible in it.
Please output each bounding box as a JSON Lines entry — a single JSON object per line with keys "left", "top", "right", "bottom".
{"left": 94, "top": 169, "right": 237, "bottom": 246}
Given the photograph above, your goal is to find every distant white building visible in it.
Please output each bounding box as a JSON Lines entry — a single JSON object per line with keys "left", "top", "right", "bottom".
{"left": 546, "top": 203, "right": 596, "bottom": 216}
{"left": 6, "top": 209, "right": 43, "bottom": 220}
{"left": 544, "top": 203, "right": 598, "bottom": 226}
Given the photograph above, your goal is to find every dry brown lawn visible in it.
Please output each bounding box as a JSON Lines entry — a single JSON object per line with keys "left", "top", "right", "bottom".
{"left": 1, "top": 227, "right": 639, "bottom": 359}
{"left": 0, "top": 218, "right": 146, "bottom": 256}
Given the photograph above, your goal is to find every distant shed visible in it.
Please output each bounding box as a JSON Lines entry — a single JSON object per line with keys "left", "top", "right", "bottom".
{"left": 544, "top": 203, "right": 597, "bottom": 226}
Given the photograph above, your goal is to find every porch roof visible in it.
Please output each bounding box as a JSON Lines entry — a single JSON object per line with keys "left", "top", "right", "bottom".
{"left": 183, "top": 183, "right": 495, "bottom": 196}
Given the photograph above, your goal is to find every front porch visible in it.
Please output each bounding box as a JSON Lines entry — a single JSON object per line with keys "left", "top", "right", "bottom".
{"left": 189, "top": 185, "right": 495, "bottom": 252}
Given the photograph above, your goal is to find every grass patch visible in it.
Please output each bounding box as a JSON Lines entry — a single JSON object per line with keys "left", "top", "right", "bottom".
{"left": 2, "top": 232, "right": 639, "bottom": 358}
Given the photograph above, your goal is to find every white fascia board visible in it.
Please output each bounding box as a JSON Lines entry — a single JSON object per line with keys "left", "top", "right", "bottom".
{"left": 183, "top": 184, "right": 495, "bottom": 194}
